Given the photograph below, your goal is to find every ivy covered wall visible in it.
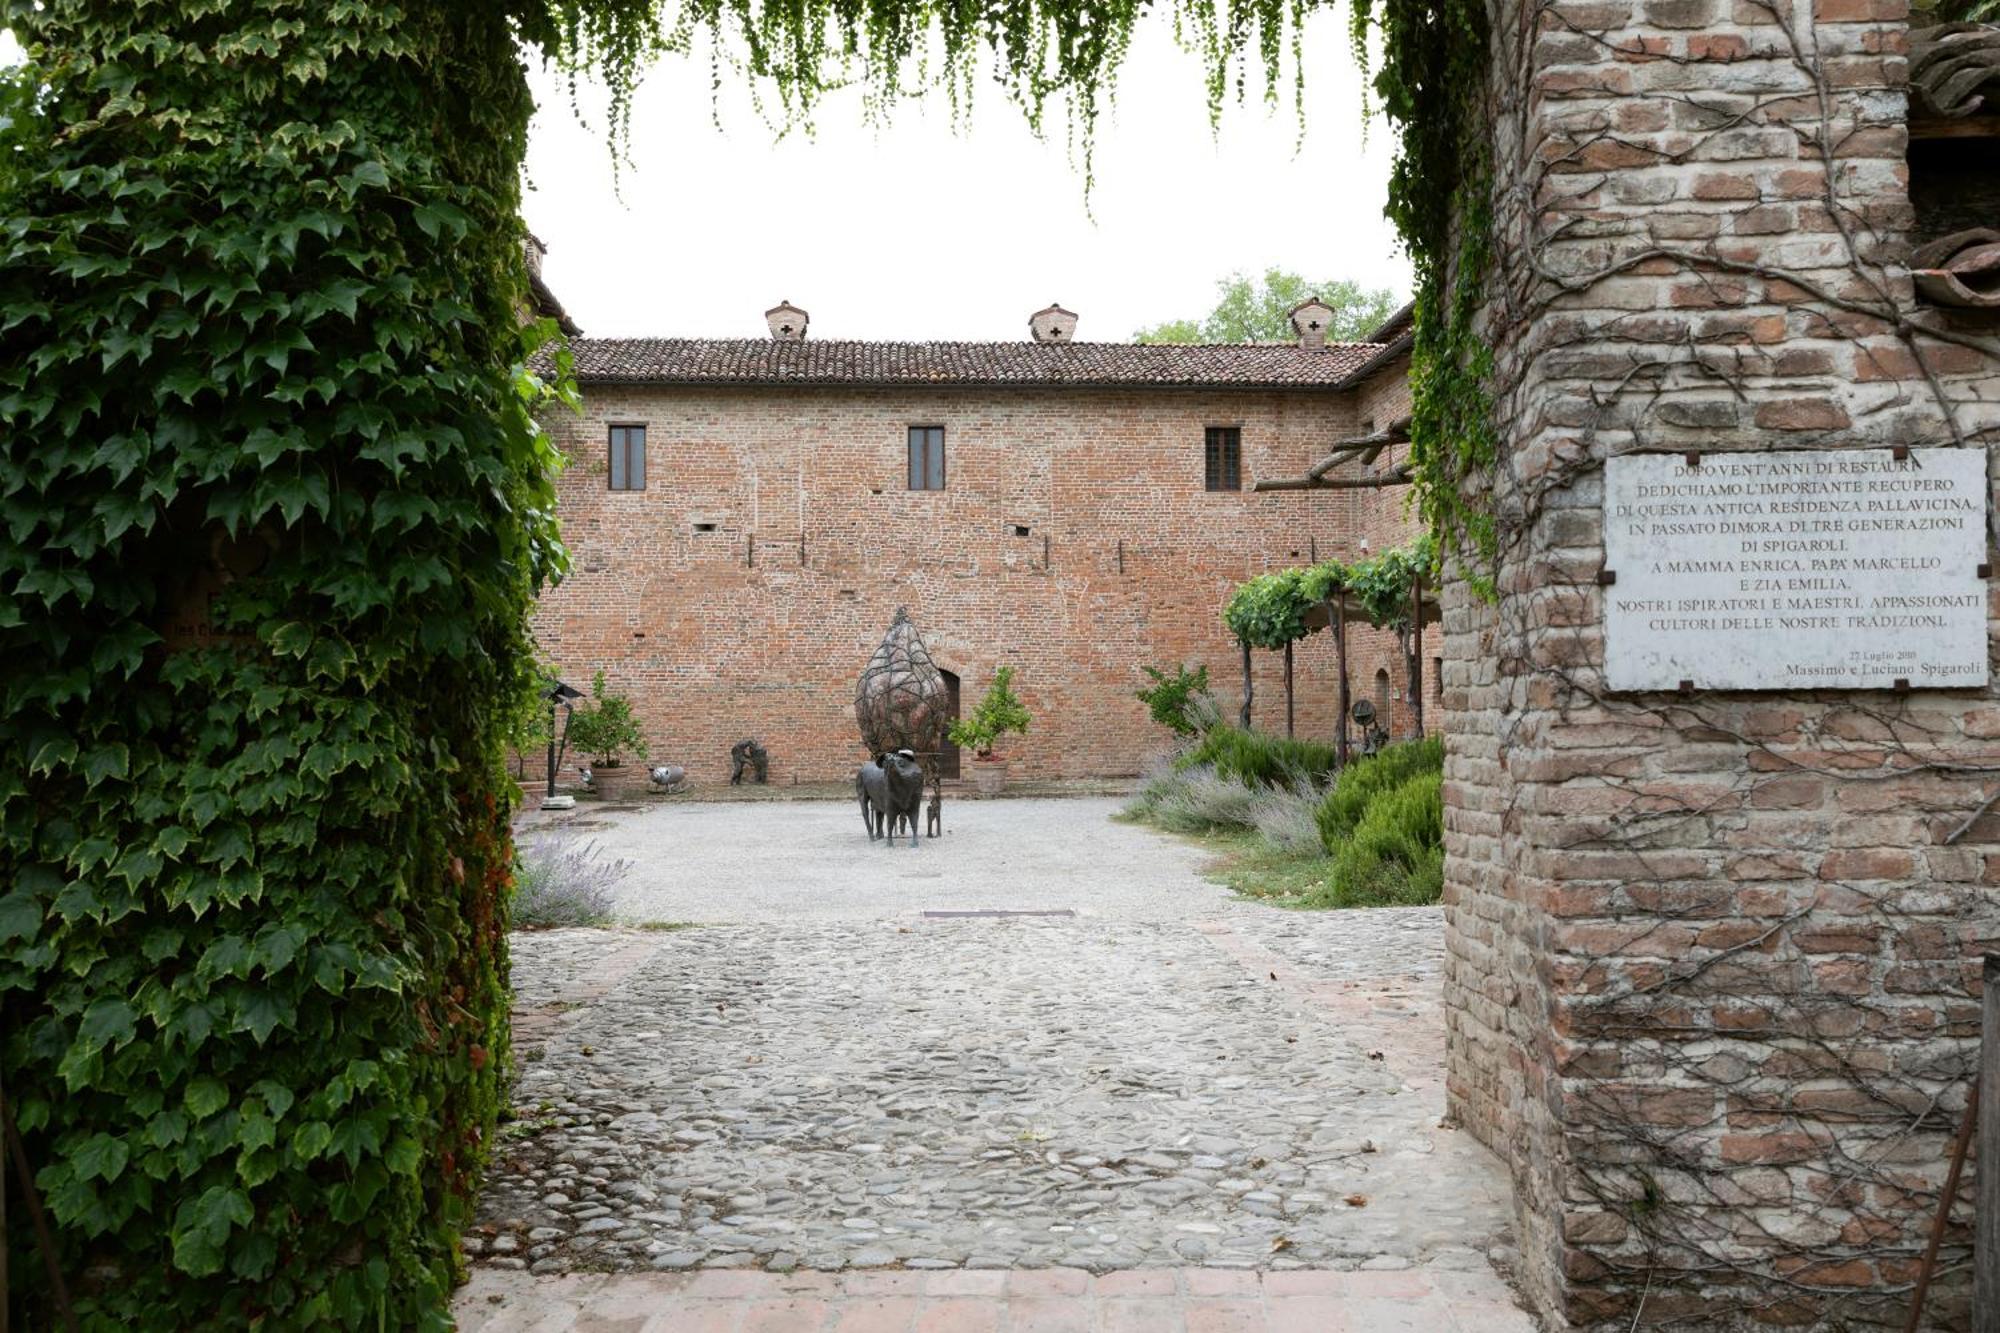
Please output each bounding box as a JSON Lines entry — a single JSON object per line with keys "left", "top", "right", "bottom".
{"left": 0, "top": 4, "right": 560, "bottom": 1326}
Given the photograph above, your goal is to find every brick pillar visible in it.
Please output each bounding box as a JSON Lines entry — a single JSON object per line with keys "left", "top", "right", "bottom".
{"left": 1441, "top": 0, "right": 2000, "bottom": 1326}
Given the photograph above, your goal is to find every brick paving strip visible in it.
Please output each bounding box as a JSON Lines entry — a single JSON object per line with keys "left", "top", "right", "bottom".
{"left": 456, "top": 1264, "right": 1539, "bottom": 1331}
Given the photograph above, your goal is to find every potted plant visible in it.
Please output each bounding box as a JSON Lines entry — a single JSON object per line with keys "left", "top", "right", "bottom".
{"left": 566, "top": 671, "right": 648, "bottom": 799}
{"left": 948, "top": 666, "right": 1031, "bottom": 796}
{"left": 508, "top": 706, "right": 553, "bottom": 804}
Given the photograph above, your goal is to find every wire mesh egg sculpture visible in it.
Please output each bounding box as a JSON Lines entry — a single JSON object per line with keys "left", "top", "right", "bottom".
{"left": 855, "top": 607, "right": 949, "bottom": 764}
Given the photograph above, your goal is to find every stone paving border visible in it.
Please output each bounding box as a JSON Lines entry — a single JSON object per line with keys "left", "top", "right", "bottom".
{"left": 456, "top": 1263, "right": 1541, "bottom": 1331}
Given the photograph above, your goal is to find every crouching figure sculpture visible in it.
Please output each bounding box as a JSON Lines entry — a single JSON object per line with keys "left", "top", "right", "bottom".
{"left": 857, "top": 749, "right": 925, "bottom": 847}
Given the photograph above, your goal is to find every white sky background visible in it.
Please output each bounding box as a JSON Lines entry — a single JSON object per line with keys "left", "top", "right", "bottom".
{"left": 2, "top": 17, "right": 1409, "bottom": 342}
{"left": 526, "top": 11, "right": 1407, "bottom": 341}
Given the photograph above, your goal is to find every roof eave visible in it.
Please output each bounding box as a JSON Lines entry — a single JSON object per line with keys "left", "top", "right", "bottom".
{"left": 569, "top": 375, "right": 1360, "bottom": 392}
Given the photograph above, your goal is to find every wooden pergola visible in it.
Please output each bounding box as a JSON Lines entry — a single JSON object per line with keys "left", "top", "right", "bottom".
{"left": 1238, "top": 405, "right": 1444, "bottom": 763}
{"left": 1251, "top": 413, "right": 1414, "bottom": 493}
{"left": 1237, "top": 581, "right": 1443, "bottom": 767}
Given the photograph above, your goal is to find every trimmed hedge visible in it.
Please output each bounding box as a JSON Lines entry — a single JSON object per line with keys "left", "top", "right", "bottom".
{"left": 1, "top": 8, "right": 558, "bottom": 1328}
{"left": 1321, "top": 769, "right": 1445, "bottom": 907}
{"left": 1177, "top": 726, "right": 1340, "bottom": 788}
{"left": 1316, "top": 735, "right": 1444, "bottom": 850}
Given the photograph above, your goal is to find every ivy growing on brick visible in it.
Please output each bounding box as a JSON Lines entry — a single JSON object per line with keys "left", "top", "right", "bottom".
{"left": 1352, "top": 0, "right": 1499, "bottom": 581}
{"left": 0, "top": 5, "right": 560, "bottom": 1327}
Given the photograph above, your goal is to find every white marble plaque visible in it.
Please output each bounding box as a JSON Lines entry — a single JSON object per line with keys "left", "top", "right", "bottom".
{"left": 1604, "top": 448, "right": 1991, "bottom": 691}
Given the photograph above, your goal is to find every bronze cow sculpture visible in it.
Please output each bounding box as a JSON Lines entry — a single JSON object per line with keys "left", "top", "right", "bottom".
{"left": 856, "top": 749, "right": 925, "bottom": 847}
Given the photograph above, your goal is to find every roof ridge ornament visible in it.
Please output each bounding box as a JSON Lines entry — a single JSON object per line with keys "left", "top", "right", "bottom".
{"left": 1029, "top": 303, "right": 1078, "bottom": 343}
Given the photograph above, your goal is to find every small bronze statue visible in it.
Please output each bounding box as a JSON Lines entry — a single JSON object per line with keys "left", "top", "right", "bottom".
{"left": 729, "top": 738, "right": 768, "bottom": 785}
{"left": 1351, "top": 699, "right": 1390, "bottom": 756}
{"left": 857, "top": 749, "right": 924, "bottom": 847}
{"left": 925, "top": 784, "right": 942, "bottom": 839}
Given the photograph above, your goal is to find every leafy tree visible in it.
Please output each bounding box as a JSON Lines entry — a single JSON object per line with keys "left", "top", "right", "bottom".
{"left": 1136, "top": 664, "right": 1215, "bottom": 737}
{"left": 1134, "top": 269, "right": 1401, "bottom": 344}
{"left": 948, "top": 667, "right": 1032, "bottom": 758}
{"left": 566, "top": 671, "right": 650, "bottom": 766}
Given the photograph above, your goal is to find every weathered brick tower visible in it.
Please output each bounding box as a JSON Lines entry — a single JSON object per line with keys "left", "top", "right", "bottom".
{"left": 1442, "top": 0, "right": 2000, "bottom": 1327}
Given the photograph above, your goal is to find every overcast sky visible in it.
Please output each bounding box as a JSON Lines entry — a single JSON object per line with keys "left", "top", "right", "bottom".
{"left": 2, "top": 17, "right": 1408, "bottom": 342}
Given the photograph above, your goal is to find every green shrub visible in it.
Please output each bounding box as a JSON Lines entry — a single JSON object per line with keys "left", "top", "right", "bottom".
{"left": 1135, "top": 663, "right": 1215, "bottom": 737}
{"left": 1316, "top": 735, "right": 1443, "bottom": 851}
{"left": 1127, "top": 763, "right": 1263, "bottom": 834}
{"left": 948, "top": 665, "right": 1032, "bottom": 757}
{"left": 567, "top": 670, "right": 649, "bottom": 766}
{"left": 1318, "top": 769, "right": 1445, "bottom": 907}
{"left": 1178, "top": 725, "right": 1339, "bottom": 788}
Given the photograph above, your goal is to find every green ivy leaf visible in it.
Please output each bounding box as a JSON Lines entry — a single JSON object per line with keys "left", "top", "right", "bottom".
{"left": 0, "top": 890, "right": 42, "bottom": 943}
{"left": 234, "top": 990, "right": 292, "bottom": 1044}
{"left": 185, "top": 1078, "right": 230, "bottom": 1121}
{"left": 268, "top": 622, "right": 313, "bottom": 657}
{"left": 78, "top": 996, "right": 137, "bottom": 1053}
{"left": 144, "top": 1109, "right": 189, "bottom": 1148}
{"left": 72, "top": 1132, "right": 130, "bottom": 1183}
{"left": 171, "top": 1185, "right": 253, "bottom": 1277}
{"left": 292, "top": 1120, "right": 332, "bottom": 1162}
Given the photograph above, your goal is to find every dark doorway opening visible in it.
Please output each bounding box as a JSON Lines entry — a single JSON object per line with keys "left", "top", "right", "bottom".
{"left": 939, "top": 668, "right": 962, "bottom": 779}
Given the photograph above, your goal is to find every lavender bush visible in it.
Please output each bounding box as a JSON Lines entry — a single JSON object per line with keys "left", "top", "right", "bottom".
{"left": 513, "top": 833, "right": 632, "bottom": 928}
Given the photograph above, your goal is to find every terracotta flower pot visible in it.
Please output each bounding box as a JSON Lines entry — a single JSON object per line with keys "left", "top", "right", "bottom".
{"left": 590, "top": 761, "right": 641, "bottom": 800}
{"left": 968, "top": 756, "right": 1009, "bottom": 796}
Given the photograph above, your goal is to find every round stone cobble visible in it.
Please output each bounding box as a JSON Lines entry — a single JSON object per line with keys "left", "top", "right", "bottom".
{"left": 473, "top": 903, "right": 1509, "bottom": 1276}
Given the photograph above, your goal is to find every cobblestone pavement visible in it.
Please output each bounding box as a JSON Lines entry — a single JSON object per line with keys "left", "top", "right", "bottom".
{"left": 459, "top": 799, "right": 1533, "bottom": 1328}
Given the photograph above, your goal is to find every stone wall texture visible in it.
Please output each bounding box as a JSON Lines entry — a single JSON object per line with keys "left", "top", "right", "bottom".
{"left": 531, "top": 372, "right": 1424, "bottom": 785}
{"left": 1443, "top": 0, "right": 2000, "bottom": 1328}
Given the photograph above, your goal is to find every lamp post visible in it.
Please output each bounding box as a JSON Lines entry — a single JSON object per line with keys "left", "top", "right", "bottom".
{"left": 540, "top": 678, "right": 583, "bottom": 811}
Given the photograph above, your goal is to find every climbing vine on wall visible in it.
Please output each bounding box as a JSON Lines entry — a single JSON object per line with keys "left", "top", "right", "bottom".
{"left": 1351, "top": 0, "right": 1500, "bottom": 580}
{"left": 0, "top": 5, "right": 560, "bottom": 1327}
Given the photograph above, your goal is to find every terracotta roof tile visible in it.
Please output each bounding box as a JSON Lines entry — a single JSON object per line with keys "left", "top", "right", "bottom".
{"left": 554, "top": 338, "right": 1385, "bottom": 389}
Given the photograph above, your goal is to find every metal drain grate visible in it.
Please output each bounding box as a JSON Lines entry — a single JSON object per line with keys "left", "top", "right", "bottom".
{"left": 921, "top": 909, "right": 1076, "bottom": 919}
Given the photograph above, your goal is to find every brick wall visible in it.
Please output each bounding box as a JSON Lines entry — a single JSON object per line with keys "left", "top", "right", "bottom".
{"left": 1444, "top": 0, "right": 2000, "bottom": 1327}
{"left": 532, "top": 373, "right": 1421, "bottom": 785}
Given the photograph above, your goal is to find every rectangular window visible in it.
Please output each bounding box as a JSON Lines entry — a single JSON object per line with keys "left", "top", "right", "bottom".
{"left": 608, "top": 424, "right": 647, "bottom": 491}
{"left": 1204, "top": 426, "right": 1242, "bottom": 492}
{"left": 908, "top": 426, "right": 945, "bottom": 491}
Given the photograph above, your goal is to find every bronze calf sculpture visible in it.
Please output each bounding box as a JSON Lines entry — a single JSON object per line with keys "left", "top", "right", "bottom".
{"left": 856, "top": 749, "right": 924, "bottom": 847}
{"left": 730, "top": 738, "right": 768, "bottom": 785}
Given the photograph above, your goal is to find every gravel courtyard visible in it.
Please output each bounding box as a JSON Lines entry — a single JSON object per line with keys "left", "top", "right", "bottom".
{"left": 461, "top": 797, "right": 1531, "bottom": 1330}
{"left": 520, "top": 795, "right": 1245, "bottom": 922}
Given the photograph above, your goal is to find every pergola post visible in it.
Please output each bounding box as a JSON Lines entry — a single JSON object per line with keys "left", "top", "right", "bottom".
{"left": 1239, "top": 638, "right": 1252, "bottom": 730}
{"left": 1284, "top": 640, "right": 1295, "bottom": 739}
{"left": 1331, "top": 596, "right": 1350, "bottom": 767}
{"left": 1409, "top": 573, "right": 1424, "bottom": 740}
